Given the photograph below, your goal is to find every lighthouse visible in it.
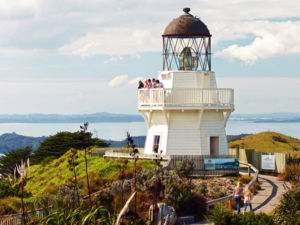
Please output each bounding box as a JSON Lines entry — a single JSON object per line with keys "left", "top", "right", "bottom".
{"left": 138, "top": 8, "right": 234, "bottom": 156}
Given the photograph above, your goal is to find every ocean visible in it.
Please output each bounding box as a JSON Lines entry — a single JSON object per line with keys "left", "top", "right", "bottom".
{"left": 0, "top": 120, "right": 300, "bottom": 140}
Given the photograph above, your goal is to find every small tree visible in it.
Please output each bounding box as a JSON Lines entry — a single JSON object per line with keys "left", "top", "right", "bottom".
{"left": 117, "top": 159, "right": 129, "bottom": 205}
{"left": 67, "top": 148, "right": 80, "bottom": 206}
{"left": 127, "top": 132, "right": 139, "bottom": 222}
{"left": 149, "top": 152, "right": 165, "bottom": 225}
{"left": 14, "top": 159, "right": 30, "bottom": 225}
{"left": 80, "top": 122, "right": 92, "bottom": 209}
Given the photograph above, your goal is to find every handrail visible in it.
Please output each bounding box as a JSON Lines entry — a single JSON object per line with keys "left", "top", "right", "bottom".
{"left": 207, "top": 161, "right": 259, "bottom": 207}
{"left": 103, "top": 151, "right": 170, "bottom": 161}
{"left": 138, "top": 88, "right": 234, "bottom": 109}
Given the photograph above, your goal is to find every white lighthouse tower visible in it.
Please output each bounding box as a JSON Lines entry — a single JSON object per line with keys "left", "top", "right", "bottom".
{"left": 138, "top": 8, "right": 234, "bottom": 156}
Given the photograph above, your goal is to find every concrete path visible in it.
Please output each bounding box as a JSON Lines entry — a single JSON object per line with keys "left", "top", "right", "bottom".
{"left": 251, "top": 174, "right": 290, "bottom": 214}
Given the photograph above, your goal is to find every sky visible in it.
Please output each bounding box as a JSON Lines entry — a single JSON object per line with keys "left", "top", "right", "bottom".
{"left": 0, "top": 0, "right": 300, "bottom": 115}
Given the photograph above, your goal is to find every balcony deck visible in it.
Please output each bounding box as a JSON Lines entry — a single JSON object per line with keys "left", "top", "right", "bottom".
{"left": 138, "top": 88, "right": 234, "bottom": 111}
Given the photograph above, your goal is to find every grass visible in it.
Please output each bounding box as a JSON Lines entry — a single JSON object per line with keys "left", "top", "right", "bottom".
{"left": 229, "top": 131, "right": 300, "bottom": 155}
{"left": 26, "top": 149, "right": 155, "bottom": 197}
{"left": 0, "top": 149, "right": 155, "bottom": 214}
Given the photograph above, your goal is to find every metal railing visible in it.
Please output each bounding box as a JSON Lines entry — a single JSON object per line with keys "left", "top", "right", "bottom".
{"left": 138, "top": 88, "right": 234, "bottom": 109}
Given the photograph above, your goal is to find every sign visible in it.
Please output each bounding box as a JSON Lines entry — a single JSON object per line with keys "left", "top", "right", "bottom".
{"left": 204, "top": 158, "right": 239, "bottom": 170}
{"left": 261, "top": 155, "right": 275, "bottom": 170}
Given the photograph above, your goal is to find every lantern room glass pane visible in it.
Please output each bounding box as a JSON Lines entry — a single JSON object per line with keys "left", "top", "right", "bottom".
{"left": 163, "top": 36, "right": 211, "bottom": 71}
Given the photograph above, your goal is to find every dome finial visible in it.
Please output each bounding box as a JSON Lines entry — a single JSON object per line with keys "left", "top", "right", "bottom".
{"left": 183, "top": 7, "right": 191, "bottom": 14}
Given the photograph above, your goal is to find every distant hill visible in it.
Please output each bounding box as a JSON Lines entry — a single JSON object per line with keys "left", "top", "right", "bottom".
{"left": 0, "top": 133, "right": 249, "bottom": 153}
{"left": 0, "top": 112, "right": 299, "bottom": 123}
{"left": 0, "top": 133, "right": 46, "bottom": 153}
{"left": 228, "top": 131, "right": 300, "bottom": 154}
{"left": 0, "top": 112, "right": 143, "bottom": 123}
{"left": 230, "top": 112, "right": 300, "bottom": 123}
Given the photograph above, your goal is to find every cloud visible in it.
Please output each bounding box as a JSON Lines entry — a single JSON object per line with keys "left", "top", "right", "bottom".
{"left": 108, "top": 75, "right": 128, "bottom": 87}
{"left": 215, "top": 20, "right": 300, "bottom": 64}
{"left": 58, "top": 29, "right": 161, "bottom": 57}
{"left": 108, "top": 75, "right": 143, "bottom": 88}
{"left": 0, "top": 0, "right": 300, "bottom": 61}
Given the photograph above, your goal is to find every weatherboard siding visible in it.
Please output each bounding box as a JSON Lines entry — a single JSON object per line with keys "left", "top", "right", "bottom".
{"left": 141, "top": 70, "right": 232, "bottom": 156}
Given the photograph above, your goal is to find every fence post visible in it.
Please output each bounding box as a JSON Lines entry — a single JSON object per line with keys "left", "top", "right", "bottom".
{"left": 248, "top": 165, "right": 251, "bottom": 177}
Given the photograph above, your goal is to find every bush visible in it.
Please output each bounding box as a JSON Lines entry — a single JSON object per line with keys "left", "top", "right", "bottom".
{"left": 238, "top": 175, "right": 252, "bottom": 184}
{"left": 209, "top": 204, "right": 275, "bottom": 225}
{"left": 175, "top": 159, "right": 195, "bottom": 178}
{"left": 273, "top": 188, "right": 300, "bottom": 225}
{"left": 164, "top": 181, "right": 207, "bottom": 221}
{"left": 279, "top": 164, "right": 300, "bottom": 187}
{"left": 0, "top": 179, "right": 32, "bottom": 198}
{"left": 272, "top": 135, "right": 287, "bottom": 143}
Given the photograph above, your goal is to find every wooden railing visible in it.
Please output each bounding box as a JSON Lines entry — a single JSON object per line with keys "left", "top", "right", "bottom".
{"left": 138, "top": 88, "right": 234, "bottom": 109}
{"left": 206, "top": 162, "right": 259, "bottom": 207}
{"left": 103, "top": 151, "right": 170, "bottom": 161}
{"left": 0, "top": 209, "right": 43, "bottom": 225}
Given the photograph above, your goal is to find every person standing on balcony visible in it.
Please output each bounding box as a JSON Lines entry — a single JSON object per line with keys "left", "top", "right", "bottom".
{"left": 138, "top": 80, "right": 144, "bottom": 89}
{"left": 233, "top": 182, "right": 243, "bottom": 214}
{"left": 156, "top": 79, "right": 164, "bottom": 88}
{"left": 147, "top": 79, "right": 152, "bottom": 88}
{"left": 152, "top": 78, "right": 157, "bottom": 88}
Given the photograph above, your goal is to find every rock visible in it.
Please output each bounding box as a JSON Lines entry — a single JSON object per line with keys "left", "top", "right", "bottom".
{"left": 149, "top": 203, "right": 177, "bottom": 225}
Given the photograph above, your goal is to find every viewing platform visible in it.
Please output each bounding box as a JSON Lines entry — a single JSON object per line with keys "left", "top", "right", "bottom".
{"left": 138, "top": 88, "right": 234, "bottom": 111}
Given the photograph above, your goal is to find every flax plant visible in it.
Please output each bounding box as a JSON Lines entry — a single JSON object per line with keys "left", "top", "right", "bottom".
{"left": 14, "top": 158, "right": 30, "bottom": 225}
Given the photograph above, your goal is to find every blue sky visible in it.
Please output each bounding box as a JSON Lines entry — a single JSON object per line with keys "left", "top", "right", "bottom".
{"left": 0, "top": 0, "right": 300, "bottom": 114}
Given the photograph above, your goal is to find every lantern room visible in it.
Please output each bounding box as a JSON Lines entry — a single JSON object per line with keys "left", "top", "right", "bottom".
{"left": 162, "top": 8, "right": 211, "bottom": 71}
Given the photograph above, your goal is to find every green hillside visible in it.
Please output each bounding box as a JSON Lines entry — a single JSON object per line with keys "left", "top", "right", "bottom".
{"left": 228, "top": 131, "right": 300, "bottom": 155}
{"left": 27, "top": 150, "right": 154, "bottom": 196}
{"left": 0, "top": 150, "right": 155, "bottom": 214}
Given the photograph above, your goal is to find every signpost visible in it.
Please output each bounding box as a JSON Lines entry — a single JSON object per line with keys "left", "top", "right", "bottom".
{"left": 261, "top": 155, "right": 275, "bottom": 170}
{"left": 204, "top": 158, "right": 239, "bottom": 170}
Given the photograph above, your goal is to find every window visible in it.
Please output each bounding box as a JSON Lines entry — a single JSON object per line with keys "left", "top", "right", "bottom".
{"left": 153, "top": 135, "right": 160, "bottom": 153}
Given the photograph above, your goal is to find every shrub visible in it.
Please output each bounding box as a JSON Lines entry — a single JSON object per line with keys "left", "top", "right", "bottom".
{"left": 196, "top": 183, "right": 208, "bottom": 196}
{"left": 175, "top": 159, "right": 195, "bottom": 178}
{"left": 0, "top": 179, "right": 32, "bottom": 198}
{"left": 238, "top": 175, "right": 252, "bottom": 184}
{"left": 279, "top": 163, "right": 300, "bottom": 187}
{"left": 164, "top": 180, "right": 207, "bottom": 221}
{"left": 209, "top": 204, "right": 275, "bottom": 225}
{"left": 272, "top": 135, "right": 287, "bottom": 143}
{"left": 273, "top": 187, "right": 300, "bottom": 225}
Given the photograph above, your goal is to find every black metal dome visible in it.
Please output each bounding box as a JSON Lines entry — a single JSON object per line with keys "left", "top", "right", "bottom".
{"left": 163, "top": 8, "right": 211, "bottom": 37}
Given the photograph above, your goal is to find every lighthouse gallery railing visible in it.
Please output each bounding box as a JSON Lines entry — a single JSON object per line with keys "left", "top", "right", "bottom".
{"left": 138, "top": 88, "right": 234, "bottom": 108}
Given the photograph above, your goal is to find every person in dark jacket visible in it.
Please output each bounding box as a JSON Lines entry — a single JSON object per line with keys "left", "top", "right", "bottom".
{"left": 138, "top": 80, "right": 144, "bottom": 89}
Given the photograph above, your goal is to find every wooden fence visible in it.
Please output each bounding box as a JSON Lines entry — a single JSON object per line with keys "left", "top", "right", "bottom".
{"left": 0, "top": 209, "right": 43, "bottom": 225}
{"left": 229, "top": 148, "right": 286, "bottom": 173}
